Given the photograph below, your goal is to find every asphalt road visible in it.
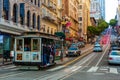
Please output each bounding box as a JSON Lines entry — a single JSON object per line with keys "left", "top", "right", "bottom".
{"left": 0, "top": 43, "right": 120, "bottom": 80}
{"left": 0, "top": 28, "right": 120, "bottom": 80}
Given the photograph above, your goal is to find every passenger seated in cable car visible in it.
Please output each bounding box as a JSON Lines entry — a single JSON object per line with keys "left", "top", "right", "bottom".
{"left": 24, "top": 44, "right": 30, "bottom": 51}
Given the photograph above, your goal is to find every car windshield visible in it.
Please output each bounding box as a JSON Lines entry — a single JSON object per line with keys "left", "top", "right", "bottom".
{"left": 94, "top": 45, "right": 100, "bottom": 47}
{"left": 69, "top": 46, "right": 77, "bottom": 50}
{"left": 95, "top": 46, "right": 101, "bottom": 48}
{"left": 111, "top": 51, "right": 120, "bottom": 56}
{"left": 71, "top": 43, "right": 77, "bottom": 46}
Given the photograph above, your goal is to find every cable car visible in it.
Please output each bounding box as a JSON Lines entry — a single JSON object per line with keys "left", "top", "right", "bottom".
{"left": 13, "top": 31, "right": 61, "bottom": 70}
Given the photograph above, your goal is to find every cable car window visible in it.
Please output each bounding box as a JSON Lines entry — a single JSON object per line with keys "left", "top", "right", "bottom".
{"left": 24, "top": 38, "right": 31, "bottom": 51}
{"left": 16, "top": 39, "right": 23, "bottom": 51}
{"left": 32, "top": 39, "right": 39, "bottom": 51}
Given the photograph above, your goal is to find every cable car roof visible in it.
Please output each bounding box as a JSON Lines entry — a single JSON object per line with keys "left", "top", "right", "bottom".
{"left": 15, "top": 31, "right": 60, "bottom": 40}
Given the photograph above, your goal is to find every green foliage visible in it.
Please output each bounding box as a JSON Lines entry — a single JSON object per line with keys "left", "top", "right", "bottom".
{"left": 98, "top": 21, "right": 108, "bottom": 32}
{"left": 55, "top": 32, "right": 65, "bottom": 39}
{"left": 109, "top": 19, "right": 117, "bottom": 26}
{"left": 87, "top": 19, "right": 109, "bottom": 37}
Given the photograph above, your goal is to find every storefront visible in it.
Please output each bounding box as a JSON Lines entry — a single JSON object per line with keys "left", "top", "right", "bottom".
{"left": 0, "top": 33, "right": 12, "bottom": 59}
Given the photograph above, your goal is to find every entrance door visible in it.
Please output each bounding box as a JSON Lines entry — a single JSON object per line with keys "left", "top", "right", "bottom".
{"left": 31, "top": 38, "right": 41, "bottom": 62}
{"left": 15, "top": 38, "right": 24, "bottom": 61}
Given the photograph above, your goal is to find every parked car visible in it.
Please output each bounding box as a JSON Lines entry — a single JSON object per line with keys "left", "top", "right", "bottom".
{"left": 108, "top": 50, "right": 120, "bottom": 65}
{"left": 93, "top": 43, "right": 102, "bottom": 52}
{"left": 66, "top": 43, "right": 81, "bottom": 57}
{"left": 77, "top": 42, "right": 85, "bottom": 48}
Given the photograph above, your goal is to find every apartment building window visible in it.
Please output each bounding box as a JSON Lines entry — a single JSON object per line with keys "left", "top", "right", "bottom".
{"left": 79, "top": 17, "right": 82, "bottom": 21}
{"left": 35, "top": 0, "right": 37, "bottom": 5}
{"left": 3, "top": 0, "right": 9, "bottom": 20}
{"left": 32, "top": 13, "right": 36, "bottom": 29}
{"left": 47, "top": 27, "right": 49, "bottom": 33}
{"left": 80, "top": 23, "right": 82, "bottom": 27}
{"left": 38, "top": 0, "right": 40, "bottom": 7}
{"left": 43, "top": 25, "right": 46, "bottom": 32}
{"left": 27, "top": 10, "right": 31, "bottom": 27}
{"left": 13, "top": 4, "right": 18, "bottom": 23}
{"left": 51, "top": 28, "right": 53, "bottom": 34}
{"left": 79, "top": 5, "right": 82, "bottom": 9}
{"left": 37, "top": 15, "right": 40, "bottom": 30}
{"left": 20, "top": 3, "right": 25, "bottom": 25}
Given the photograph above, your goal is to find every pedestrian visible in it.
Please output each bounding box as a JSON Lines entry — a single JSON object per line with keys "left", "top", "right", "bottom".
{"left": 46, "top": 45, "right": 51, "bottom": 65}
{"left": 42, "top": 44, "right": 47, "bottom": 66}
{"left": 51, "top": 44, "right": 55, "bottom": 63}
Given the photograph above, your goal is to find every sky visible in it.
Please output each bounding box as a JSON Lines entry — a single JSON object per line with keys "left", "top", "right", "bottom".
{"left": 105, "top": 0, "right": 118, "bottom": 22}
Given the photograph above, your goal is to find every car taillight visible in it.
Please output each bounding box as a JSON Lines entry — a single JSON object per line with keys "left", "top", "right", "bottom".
{"left": 109, "top": 57, "right": 113, "bottom": 60}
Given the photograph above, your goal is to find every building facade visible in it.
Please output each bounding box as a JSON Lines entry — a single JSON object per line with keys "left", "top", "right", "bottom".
{"left": 0, "top": 0, "right": 62, "bottom": 57}
{"left": 62, "top": 0, "right": 79, "bottom": 42}
{"left": 116, "top": 2, "right": 120, "bottom": 26}
{"left": 98, "top": 0, "right": 105, "bottom": 20}
{"left": 90, "top": 0, "right": 105, "bottom": 20}
{"left": 41, "top": 0, "right": 62, "bottom": 35}
{"left": 78, "top": 0, "right": 91, "bottom": 41}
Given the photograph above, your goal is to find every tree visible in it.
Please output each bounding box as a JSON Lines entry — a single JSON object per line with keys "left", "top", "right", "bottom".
{"left": 109, "top": 19, "right": 117, "bottom": 27}
{"left": 97, "top": 21, "right": 108, "bottom": 32}
{"left": 54, "top": 32, "right": 65, "bottom": 39}
{"left": 87, "top": 26, "right": 96, "bottom": 37}
{"left": 87, "top": 19, "right": 109, "bottom": 41}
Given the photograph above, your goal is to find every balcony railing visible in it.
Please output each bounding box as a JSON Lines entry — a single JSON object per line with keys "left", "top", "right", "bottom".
{"left": 42, "top": 14, "right": 51, "bottom": 20}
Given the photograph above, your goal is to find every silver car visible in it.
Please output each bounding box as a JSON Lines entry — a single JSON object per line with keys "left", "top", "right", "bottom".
{"left": 108, "top": 50, "right": 120, "bottom": 65}
{"left": 66, "top": 43, "right": 81, "bottom": 57}
{"left": 93, "top": 43, "right": 102, "bottom": 52}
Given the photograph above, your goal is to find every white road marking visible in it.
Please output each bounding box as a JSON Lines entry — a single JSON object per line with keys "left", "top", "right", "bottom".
{"left": 78, "top": 53, "right": 95, "bottom": 66}
{"left": 95, "top": 44, "right": 109, "bottom": 67}
{"left": 87, "top": 67, "right": 99, "bottom": 72}
{"left": 64, "top": 66, "right": 78, "bottom": 72}
{"left": 109, "top": 68, "right": 118, "bottom": 74}
{"left": 47, "top": 66, "right": 64, "bottom": 71}
{"left": 69, "top": 66, "right": 77, "bottom": 69}
{"left": 72, "top": 66, "right": 82, "bottom": 72}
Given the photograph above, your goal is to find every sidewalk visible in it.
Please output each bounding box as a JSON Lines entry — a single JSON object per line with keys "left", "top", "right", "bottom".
{"left": 0, "top": 58, "right": 12, "bottom": 66}
{"left": 55, "top": 44, "right": 93, "bottom": 65}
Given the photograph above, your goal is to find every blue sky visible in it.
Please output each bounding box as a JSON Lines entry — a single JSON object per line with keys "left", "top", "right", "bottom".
{"left": 105, "top": 0, "right": 118, "bottom": 22}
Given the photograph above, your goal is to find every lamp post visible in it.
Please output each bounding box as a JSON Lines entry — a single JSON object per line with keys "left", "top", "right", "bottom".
{"left": 60, "top": 38, "right": 64, "bottom": 61}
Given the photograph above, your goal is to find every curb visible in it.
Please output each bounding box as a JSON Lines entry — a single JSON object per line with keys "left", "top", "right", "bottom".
{"left": 0, "top": 62, "right": 13, "bottom": 66}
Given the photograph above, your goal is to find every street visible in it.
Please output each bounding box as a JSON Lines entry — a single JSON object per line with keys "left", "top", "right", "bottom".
{"left": 0, "top": 47, "right": 120, "bottom": 80}
{"left": 0, "top": 29, "right": 120, "bottom": 80}
{"left": 0, "top": 44, "right": 120, "bottom": 80}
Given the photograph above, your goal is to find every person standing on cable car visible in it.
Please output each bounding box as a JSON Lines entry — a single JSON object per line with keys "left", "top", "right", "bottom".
{"left": 51, "top": 44, "right": 55, "bottom": 63}
{"left": 46, "top": 45, "right": 51, "bottom": 65}
{"left": 43, "top": 44, "right": 47, "bottom": 66}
